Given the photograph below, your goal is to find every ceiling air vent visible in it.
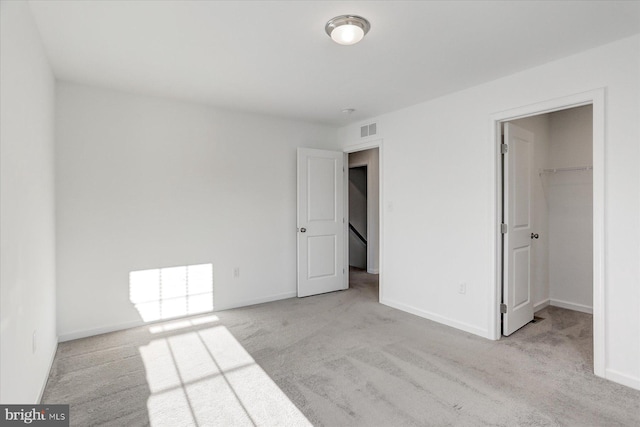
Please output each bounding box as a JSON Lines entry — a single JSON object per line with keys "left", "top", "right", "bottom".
{"left": 360, "top": 123, "right": 377, "bottom": 138}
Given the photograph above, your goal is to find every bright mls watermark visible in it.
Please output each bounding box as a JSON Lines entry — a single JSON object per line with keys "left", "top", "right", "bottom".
{"left": 1, "top": 405, "right": 68, "bottom": 426}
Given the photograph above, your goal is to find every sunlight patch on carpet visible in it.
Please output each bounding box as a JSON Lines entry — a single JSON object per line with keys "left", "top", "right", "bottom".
{"left": 139, "top": 325, "right": 311, "bottom": 426}
{"left": 148, "top": 315, "right": 220, "bottom": 334}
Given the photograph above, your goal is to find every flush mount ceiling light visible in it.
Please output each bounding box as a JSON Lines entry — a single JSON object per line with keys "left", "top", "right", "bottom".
{"left": 325, "top": 15, "right": 371, "bottom": 45}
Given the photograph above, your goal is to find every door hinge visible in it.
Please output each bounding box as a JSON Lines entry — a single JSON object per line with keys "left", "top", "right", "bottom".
{"left": 500, "top": 303, "right": 507, "bottom": 314}
{"left": 343, "top": 268, "right": 345, "bottom": 274}
{"left": 501, "top": 143, "right": 508, "bottom": 154}
{"left": 501, "top": 223, "right": 508, "bottom": 234}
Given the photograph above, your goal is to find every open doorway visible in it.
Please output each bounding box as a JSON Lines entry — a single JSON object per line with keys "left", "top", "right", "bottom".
{"left": 348, "top": 148, "right": 380, "bottom": 294}
{"left": 348, "top": 165, "right": 368, "bottom": 270}
{"left": 498, "top": 102, "right": 599, "bottom": 372}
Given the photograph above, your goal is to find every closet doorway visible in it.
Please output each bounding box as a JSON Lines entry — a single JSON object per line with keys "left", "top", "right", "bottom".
{"left": 493, "top": 90, "right": 605, "bottom": 377}
{"left": 499, "top": 103, "right": 597, "bottom": 362}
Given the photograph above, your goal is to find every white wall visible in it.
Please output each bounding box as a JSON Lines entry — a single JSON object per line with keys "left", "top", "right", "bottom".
{"left": 507, "top": 115, "right": 551, "bottom": 311}
{"left": 56, "top": 82, "right": 337, "bottom": 340}
{"left": 348, "top": 148, "right": 380, "bottom": 274}
{"left": 0, "top": 1, "right": 58, "bottom": 403}
{"left": 338, "top": 35, "right": 640, "bottom": 389}
{"left": 547, "top": 106, "right": 593, "bottom": 312}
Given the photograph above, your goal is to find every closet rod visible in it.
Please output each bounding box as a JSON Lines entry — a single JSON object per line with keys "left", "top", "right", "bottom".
{"left": 539, "top": 165, "right": 593, "bottom": 175}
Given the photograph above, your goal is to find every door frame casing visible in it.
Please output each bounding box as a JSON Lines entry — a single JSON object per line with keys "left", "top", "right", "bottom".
{"left": 490, "top": 89, "right": 605, "bottom": 378}
{"left": 344, "top": 139, "right": 383, "bottom": 299}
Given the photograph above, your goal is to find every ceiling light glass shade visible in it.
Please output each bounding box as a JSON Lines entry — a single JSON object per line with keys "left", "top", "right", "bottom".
{"left": 325, "top": 15, "right": 370, "bottom": 45}
{"left": 331, "top": 24, "right": 364, "bottom": 45}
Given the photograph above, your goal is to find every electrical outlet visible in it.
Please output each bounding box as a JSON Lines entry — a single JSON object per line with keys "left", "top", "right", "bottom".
{"left": 458, "top": 282, "right": 467, "bottom": 294}
{"left": 32, "top": 330, "right": 37, "bottom": 354}
{"left": 233, "top": 267, "right": 240, "bottom": 279}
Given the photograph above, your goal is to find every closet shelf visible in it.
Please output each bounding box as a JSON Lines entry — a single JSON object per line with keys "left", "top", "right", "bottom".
{"left": 539, "top": 165, "right": 592, "bottom": 175}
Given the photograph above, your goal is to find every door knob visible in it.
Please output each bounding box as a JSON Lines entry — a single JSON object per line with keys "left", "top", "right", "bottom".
{"left": 531, "top": 233, "right": 539, "bottom": 239}
{"left": 300, "top": 228, "right": 307, "bottom": 233}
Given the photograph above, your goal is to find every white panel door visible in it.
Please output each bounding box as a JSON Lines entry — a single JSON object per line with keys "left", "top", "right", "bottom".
{"left": 297, "top": 148, "right": 346, "bottom": 297}
{"left": 503, "top": 123, "right": 534, "bottom": 336}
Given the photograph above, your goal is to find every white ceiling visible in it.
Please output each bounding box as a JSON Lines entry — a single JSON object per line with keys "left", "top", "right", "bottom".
{"left": 28, "top": 1, "right": 640, "bottom": 126}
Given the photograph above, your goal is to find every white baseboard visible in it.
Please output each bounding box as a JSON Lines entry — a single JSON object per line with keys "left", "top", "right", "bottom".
{"left": 380, "top": 298, "right": 488, "bottom": 338}
{"left": 38, "top": 339, "right": 58, "bottom": 403}
{"left": 58, "top": 292, "right": 298, "bottom": 342}
{"left": 534, "top": 299, "right": 550, "bottom": 312}
{"left": 606, "top": 368, "right": 640, "bottom": 391}
{"left": 59, "top": 319, "right": 146, "bottom": 342}
{"left": 550, "top": 299, "right": 593, "bottom": 314}
{"left": 366, "top": 268, "right": 379, "bottom": 274}
{"left": 214, "top": 292, "right": 297, "bottom": 311}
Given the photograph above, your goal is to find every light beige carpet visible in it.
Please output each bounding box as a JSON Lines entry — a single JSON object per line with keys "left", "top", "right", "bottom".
{"left": 43, "top": 269, "right": 640, "bottom": 426}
